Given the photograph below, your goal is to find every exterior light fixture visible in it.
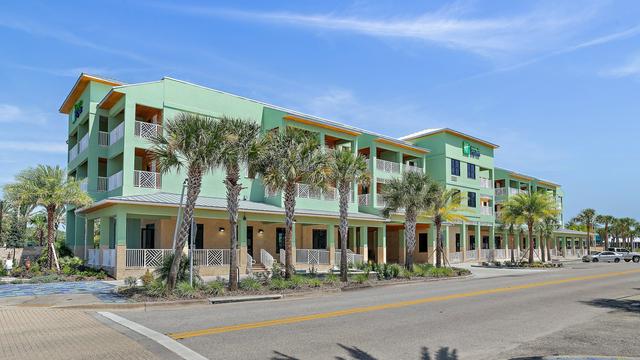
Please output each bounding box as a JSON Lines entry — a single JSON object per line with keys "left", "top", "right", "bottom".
{"left": 258, "top": 229, "right": 264, "bottom": 235}
{"left": 219, "top": 227, "right": 225, "bottom": 232}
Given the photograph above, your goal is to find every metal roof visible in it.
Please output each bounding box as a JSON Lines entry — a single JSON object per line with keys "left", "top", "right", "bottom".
{"left": 553, "top": 228, "right": 589, "bottom": 236}
{"left": 80, "top": 192, "right": 386, "bottom": 221}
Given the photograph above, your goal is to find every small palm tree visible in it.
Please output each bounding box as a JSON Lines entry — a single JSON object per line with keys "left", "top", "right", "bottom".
{"left": 573, "top": 208, "right": 596, "bottom": 254}
{"left": 149, "top": 113, "right": 223, "bottom": 291}
{"left": 216, "top": 116, "right": 261, "bottom": 290}
{"left": 542, "top": 216, "right": 558, "bottom": 260}
{"left": 427, "top": 188, "right": 467, "bottom": 268}
{"left": 255, "top": 128, "right": 328, "bottom": 279}
{"left": 501, "top": 192, "right": 558, "bottom": 264}
{"left": 30, "top": 211, "right": 47, "bottom": 246}
{"left": 326, "top": 148, "right": 370, "bottom": 282}
{"left": 498, "top": 210, "right": 521, "bottom": 263}
{"left": 382, "top": 171, "right": 438, "bottom": 270}
{"left": 595, "top": 215, "right": 615, "bottom": 250}
{"left": 7, "top": 165, "right": 91, "bottom": 270}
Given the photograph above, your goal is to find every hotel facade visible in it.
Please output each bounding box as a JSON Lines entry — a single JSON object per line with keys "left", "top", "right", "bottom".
{"left": 61, "top": 74, "right": 589, "bottom": 279}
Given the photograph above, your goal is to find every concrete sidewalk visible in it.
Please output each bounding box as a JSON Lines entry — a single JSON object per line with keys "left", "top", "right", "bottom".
{"left": 0, "top": 308, "right": 159, "bottom": 360}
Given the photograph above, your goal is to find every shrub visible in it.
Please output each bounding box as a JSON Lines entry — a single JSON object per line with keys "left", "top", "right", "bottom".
{"left": 124, "top": 276, "right": 138, "bottom": 287}
{"left": 140, "top": 270, "right": 154, "bottom": 286}
{"left": 37, "top": 241, "right": 74, "bottom": 267}
{"left": 351, "top": 273, "right": 369, "bottom": 284}
{"left": 62, "top": 265, "right": 75, "bottom": 276}
{"left": 146, "top": 280, "right": 167, "bottom": 297}
{"left": 427, "top": 267, "right": 454, "bottom": 277}
{"left": 95, "top": 271, "right": 106, "bottom": 280}
{"left": 323, "top": 273, "right": 339, "bottom": 285}
{"left": 174, "top": 282, "right": 199, "bottom": 298}
{"left": 29, "top": 262, "right": 41, "bottom": 275}
{"left": 413, "top": 263, "right": 433, "bottom": 277}
{"left": 239, "top": 277, "right": 261, "bottom": 291}
{"left": 10, "top": 279, "right": 23, "bottom": 284}
{"left": 202, "top": 281, "right": 225, "bottom": 296}
{"left": 29, "top": 274, "right": 63, "bottom": 283}
{"left": 59, "top": 256, "right": 83, "bottom": 269}
{"left": 288, "top": 275, "right": 306, "bottom": 289}
{"left": 155, "top": 254, "right": 199, "bottom": 284}
{"left": 0, "top": 267, "right": 7, "bottom": 277}
{"left": 269, "top": 278, "right": 288, "bottom": 291}
{"left": 271, "top": 262, "right": 284, "bottom": 280}
{"left": 307, "top": 278, "right": 323, "bottom": 288}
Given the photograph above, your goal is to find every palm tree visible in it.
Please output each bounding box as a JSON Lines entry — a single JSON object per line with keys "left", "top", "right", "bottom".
{"left": 573, "top": 208, "right": 596, "bottom": 254}
{"left": 539, "top": 216, "right": 558, "bottom": 262}
{"left": 501, "top": 192, "right": 558, "bottom": 264}
{"left": 8, "top": 165, "right": 91, "bottom": 270}
{"left": 498, "top": 209, "right": 521, "bottom": 263}
{"left": 382, "top": 171, "right": 438, "bottom": 270}
{"left": 535, "top": 220, "right": 547, "bottom": 262}
{"left": 595, "top": 215, "right": 615, "bottom": 250}
{"left": 255, "top": 128, "right": 328, "bottom": 279}
{"left": 149, "top": 113, "right": 223, "bottom": 291}
{"left": 615, "top": 217, "right": 635, "bottom": 250}
{"left": 326, "top": 148, "right": 370, "bottom": 282}
{"left": 216, "top": 116, "right": 261, "bottom": 290}
{"left": 426, "top": 188, "right": 467, "bottom": 268}
{"left": 611, "top": 218, "right": 623, "bottom": 247}
{"left": 30, "top": 211, "right": 47, "bottom": 246}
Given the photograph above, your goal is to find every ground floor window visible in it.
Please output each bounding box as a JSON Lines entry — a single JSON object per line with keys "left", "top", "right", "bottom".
{"left": 455, "top": 233, "right": 461, "bottom": 252}
{"left": 141, "top": 224, "right": 155, "bottom": 249}
{"left": 469, "top": 235, "right": 476, "bottom": 250}
{"left": 312, "top": 229, "right": 327, "bottom": 249}
{"left": 276, "top": 228, "right": 286, "bottom": 253}
{"left": 187, "top": 224, "right": 204, "bottom": 249}
{"left": 482, "top": 236, "right": 489, "bottom": 249}
{"left": 418, "top": 233, "right": 428, "bottom": 253}
{"left": 495, "top": 236, "right": 502, "bottom": 249}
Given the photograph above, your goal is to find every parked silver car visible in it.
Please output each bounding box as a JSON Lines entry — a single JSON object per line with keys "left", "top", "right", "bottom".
{"left": 607, "top": 247, "right": 640, "bottom": 262}
{"left": 582, "top": 251, "right": 623, "bottom": 263}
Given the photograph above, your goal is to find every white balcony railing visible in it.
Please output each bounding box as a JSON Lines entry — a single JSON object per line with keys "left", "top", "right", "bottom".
{"left": 108, "top": 171, "right": 123, "bottom": 191}
{"left": 376, "top": 159, "right": 400, "bottom": 174}
{"left": 97, "top": 177, "right": 108, "bottom": 192}
{"left": 109, "top": 122, "right": 125, "bottom": 145}
{"left": 495, "top": 187, "right": 507, "bottom": 196}
{"left": 98, "top": 131, "right": 109, "bottom": 147}
{"left": 78, "top": 133, "right": 89, "bottom": 154}
{"left": 358, "top": 193, "right": 370, "bottom": 206}
{"left": 191, "top": 249, "right": 233, "bottom": 267}
{"left": 295, "top": 183, "right": 344, "bottom": 201}
{"left": 404, "top": 164, "right": 422, "bottom": 173}
{"left": 335, "top": 249, "right": 363, "bottom": 267}
{"left": 125, "top": 249, "right": 173, "bottom": 268}
{"left": 465, "top": 250, "right": 478, "bottom": 260}
{"left": 449, "top": 252, "right": 462, "bottom": 264}
{"left": 376, "top": 196, "right": 387, "bottom": 208}
{"left": 135, "top": 121, "right": 162, "bottom": 140}
{"left": 102, "top": 249, "right": 116, "bottom": 268}
{"left": 480, "top": 178, "right": 492, "bottom": 189}
{"left": 296, "top": 249, "right": 330, "bottom": 265}
{"left": 509, "top": 188, "right": 519, "bottom": 196}
{"left": 265, "top": 187, "right": 279, "bottom": 198}
{"left": 480, "top": 207, "right": 493, "bottom": 216}
{"left": 68, "top": 144, "right": 78, "bottom": 162}
{"left": 134, "top": 170, "right": 161, "bottom": 189}
{"left": 79, "top": 178, "right": 88, "bottom": 192}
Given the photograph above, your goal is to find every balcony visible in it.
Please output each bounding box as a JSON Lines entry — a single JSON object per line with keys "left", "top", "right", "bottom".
{"left": 480, "top": 177, "right": 492, "bottom": 189}
{"left": 295, "top": 183, "right": 349, "bottom": 202}
{"left": 358, "top": 193, "right": 370, "bottom": 206}
{"left": 79, "top": 178, "right": 88, "bottom": 192}
{"left": 404, "top": 164, "right": 422, "bottom": 173}
{"left": 109, "top": 122, "right": 125, "bottom": 145}
{"left": 480, "top": 207, "right": 493, "bottom": 216}
{"left": 134, "top": 170, "right": 161, "bottom": 189}
{"left": 495, "top": 187, "right": 507, "bottom": 196}
{"left": 97, "top": 177, "right": 108, "bottom": 192}
{"left": 376, "top": 159, "right": 400, "bottom": 174}
{"left": 108, "top": 171, "right": 123, "bottom": 191}
{"left": 98, "top": 131, "right": 109, "bottom": 147}
{"left": 68, "top": 144, "right": 78, "bottom": 162}
{"left": 135, "top": 121, "right": 162, "bottom": 140}
{"left": 78, "top": 133, "right": 89, "bottom": 154}
{"left": 376, "top": 196, "right": 386, "bottom": 208}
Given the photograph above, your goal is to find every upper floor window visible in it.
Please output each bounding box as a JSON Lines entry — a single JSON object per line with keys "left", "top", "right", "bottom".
{"left": 467, "top": 163, "right": 476, "bottom": 179}
{"left": 451, "top": 159, "right": 461, "bottom": 176}
{"left": 468, "top": 192, "right": 477, "bottom": 208}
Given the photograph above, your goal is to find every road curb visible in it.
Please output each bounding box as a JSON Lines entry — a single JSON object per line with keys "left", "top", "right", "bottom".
{"left": 209, "top": 294, "right": 282, "bottom": 304}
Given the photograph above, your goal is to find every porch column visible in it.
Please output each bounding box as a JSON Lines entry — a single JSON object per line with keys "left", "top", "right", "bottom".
{"left": 562, "top": 237, "right": 567, "bottom": 257}
{"left": 348, "top": 227, "right": 356, "bottom": 251}
{"left": 429, "top": 224, "right": 437, "bottom": 264}
{"left": 238, "top": 216, "right": 248, "bottom": 270}
{"left": 327, "top": 224, "right": 336, "bottom": 266}
{"left": 291, "top": 222, "right": 297, "bottom": 264}
{"left": 475, "top": 223, "right": 481, "bottom": 259}
{"left": 84, "top": 219, "right": 95, "bottom": 260}
{"left": 115, "top": 212, "right": 127, "bottom": 279}
{"left": 398, "top": 228, "right": 406, "bottom": 265}
{"left": 443, "top": 225, "right": 450, "bottom": 262}
{"left": 460, "top": 222, "right": 467, "bottom": 262}
{"left": 358, "top": 226, "right": 368, "bottom": 263}
{"left": 99, "top": 217, "right": 110, "bottom": 249}
{"left": 377, "top": 226, "right": 386, "bottom": 264}
{"left": 489, "top": 226, "right": 496, "bottom": 250}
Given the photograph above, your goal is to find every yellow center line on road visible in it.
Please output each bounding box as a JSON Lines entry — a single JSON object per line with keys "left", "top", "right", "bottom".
{"left": 168, "top": 269, "right": 640, "bottom": 340}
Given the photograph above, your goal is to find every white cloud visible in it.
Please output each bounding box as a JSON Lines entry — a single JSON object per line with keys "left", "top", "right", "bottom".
{"left": 600, "top": 53, "right": 640, "bottom": 78}
{"left": 0, "top": 141, "right": 66, "bottom": 153}
{"left": 0, "top": 104, "right": 48, "bottom": 124}
{"left": 154, "top": 2, "right": 598, "bottom": 58}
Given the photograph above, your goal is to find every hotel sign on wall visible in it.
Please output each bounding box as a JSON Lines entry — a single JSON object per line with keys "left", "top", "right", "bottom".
{"left": 462, "top": 141, "right": 480, "bottom": 159}
{"left": 73, "top": 100, "right": 84, "bottom": 121}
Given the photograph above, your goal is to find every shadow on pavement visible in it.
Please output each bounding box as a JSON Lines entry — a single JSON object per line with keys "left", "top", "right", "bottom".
{"left": 271, "top": 345, "right": 459, "bottom": 360}
{"left": 581, "top": 297, "right": 640, "bottom": 313}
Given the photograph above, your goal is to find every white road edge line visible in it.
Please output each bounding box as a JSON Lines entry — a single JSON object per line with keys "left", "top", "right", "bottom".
{"left": 98, "top": 311, "right": 208, "bottom": 360}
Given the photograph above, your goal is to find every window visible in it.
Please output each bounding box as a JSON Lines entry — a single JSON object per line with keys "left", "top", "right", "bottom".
{"left": 418, "top": 233, "right": 428, "bottom": 253}
{"left": 276, "top": 228, "right": 286, "bottom": 253}
{"left": 469, "top": 235, "right": 476, "bottom": 250}
{"left": 468, "top": 192, "right": 476, "bottom": 208}
{"left": 467, "top": 163, "right": 476, "bottom": 179}
{"left": 455, "top": 233, "right": 461, "bottom": 252}
{"left": 187, "top": 224, "right": 204, "bottom": 249}
{"left": 482, "top": 236, "right": 489, "bottom": 249}
{"left": 451, "top": 159, "right": 461, "bottom": 176}
{"left": 312, "top": 229, "right": 327, "bottom": 249}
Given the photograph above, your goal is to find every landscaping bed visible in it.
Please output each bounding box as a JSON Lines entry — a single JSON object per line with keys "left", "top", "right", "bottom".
{"left": 478, "top": 260, "right": 563, "bottom": 269}
{"left": 117, "top": 263, "right": 471, "bottom": 302}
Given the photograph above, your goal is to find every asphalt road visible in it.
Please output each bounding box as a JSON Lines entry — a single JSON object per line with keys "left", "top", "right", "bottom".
{"left": 108, "top": 262, "right": 640, "bottom": 360}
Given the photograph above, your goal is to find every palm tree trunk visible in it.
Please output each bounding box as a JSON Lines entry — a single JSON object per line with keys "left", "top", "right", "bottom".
{"left": 338, "top": 183, "right": 350, "bottom": 282}
{"left": 528, "top": 223, "right": 534, "bottom": 264}
{"left": 546, "top": 236, "right": 551, "bottom": 261}
{"left": 603, "top": 225, "right": 609, "bottom": 250}
{"left": 540, "top": 230, "right": 546, "bottom": 262}
{"left": 586, "top": 226, "right": 591, "bottom": 254}
{"left": 509, "top": 232, "right": 515, "bottom": 263}
{"left": 46, "top": 205, "right": 56, "bottom": 270}
{"left": 283, "top": 182, "right": 296, "bottom": 279}
{"left": 167, "top": 167, "right": 202, "bottom": 291}
{"left": 225, "top": 165, "right": 242, "bottom": 291}
{"left": 435, "top": 221, "right": 442, "bottom": 268}
{"left": 404, "top": 208, "right": 417, "bottom": 270}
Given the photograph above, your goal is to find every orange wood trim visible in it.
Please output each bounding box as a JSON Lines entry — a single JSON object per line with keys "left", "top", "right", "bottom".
{"left": 60, "top": 74, "right": 122, "bottom": 114}
{"left": 283, "top": 115, "right": 360, "bottom": 136}
{"left": 99, "top": 91, "right": 124, "bottom": 110}
{"left": 375, "top": 137, "right": 429, "bottom": 154}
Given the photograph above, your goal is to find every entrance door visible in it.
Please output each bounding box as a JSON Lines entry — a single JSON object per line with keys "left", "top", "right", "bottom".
{"left": 247, "top": 226, "right": 254, "bottom": 257}
{"left": 276, "top": 228, "right": 286, "bottom": 253}
{"left": 141, "top": 224, "right": 155, "bottom": 249}
{"left": 188, "top": 224, "right": 204, "bottom": 249}
{"left": 312, "top": 229, "right": 327, "bottom": 249}
{"left": 482, "top": 236, "right": 489, "bottom": 249}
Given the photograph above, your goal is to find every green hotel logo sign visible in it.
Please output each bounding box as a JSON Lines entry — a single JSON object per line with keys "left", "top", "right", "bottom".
{"left": 73, "top": 100, "right": 84, "bottom": 121}
{"left": 462, "top": 141, "right": 480, "bottom": 159}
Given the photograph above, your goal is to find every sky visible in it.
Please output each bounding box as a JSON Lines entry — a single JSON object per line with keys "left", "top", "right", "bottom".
{"left": 0, "top": 0, "right": 639, "bottom": 221}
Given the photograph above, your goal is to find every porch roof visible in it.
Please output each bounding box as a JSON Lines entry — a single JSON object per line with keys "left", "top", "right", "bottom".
{"left": 79, "top": 192, "right": 387, "bottom": 221}
{"left": 553, "top": 228, "right": 588, "bottom": 236}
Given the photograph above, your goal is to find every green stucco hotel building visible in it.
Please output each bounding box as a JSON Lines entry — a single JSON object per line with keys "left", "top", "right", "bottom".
{"left": 60, "top": 74, "right": 588, "bottom": 278}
